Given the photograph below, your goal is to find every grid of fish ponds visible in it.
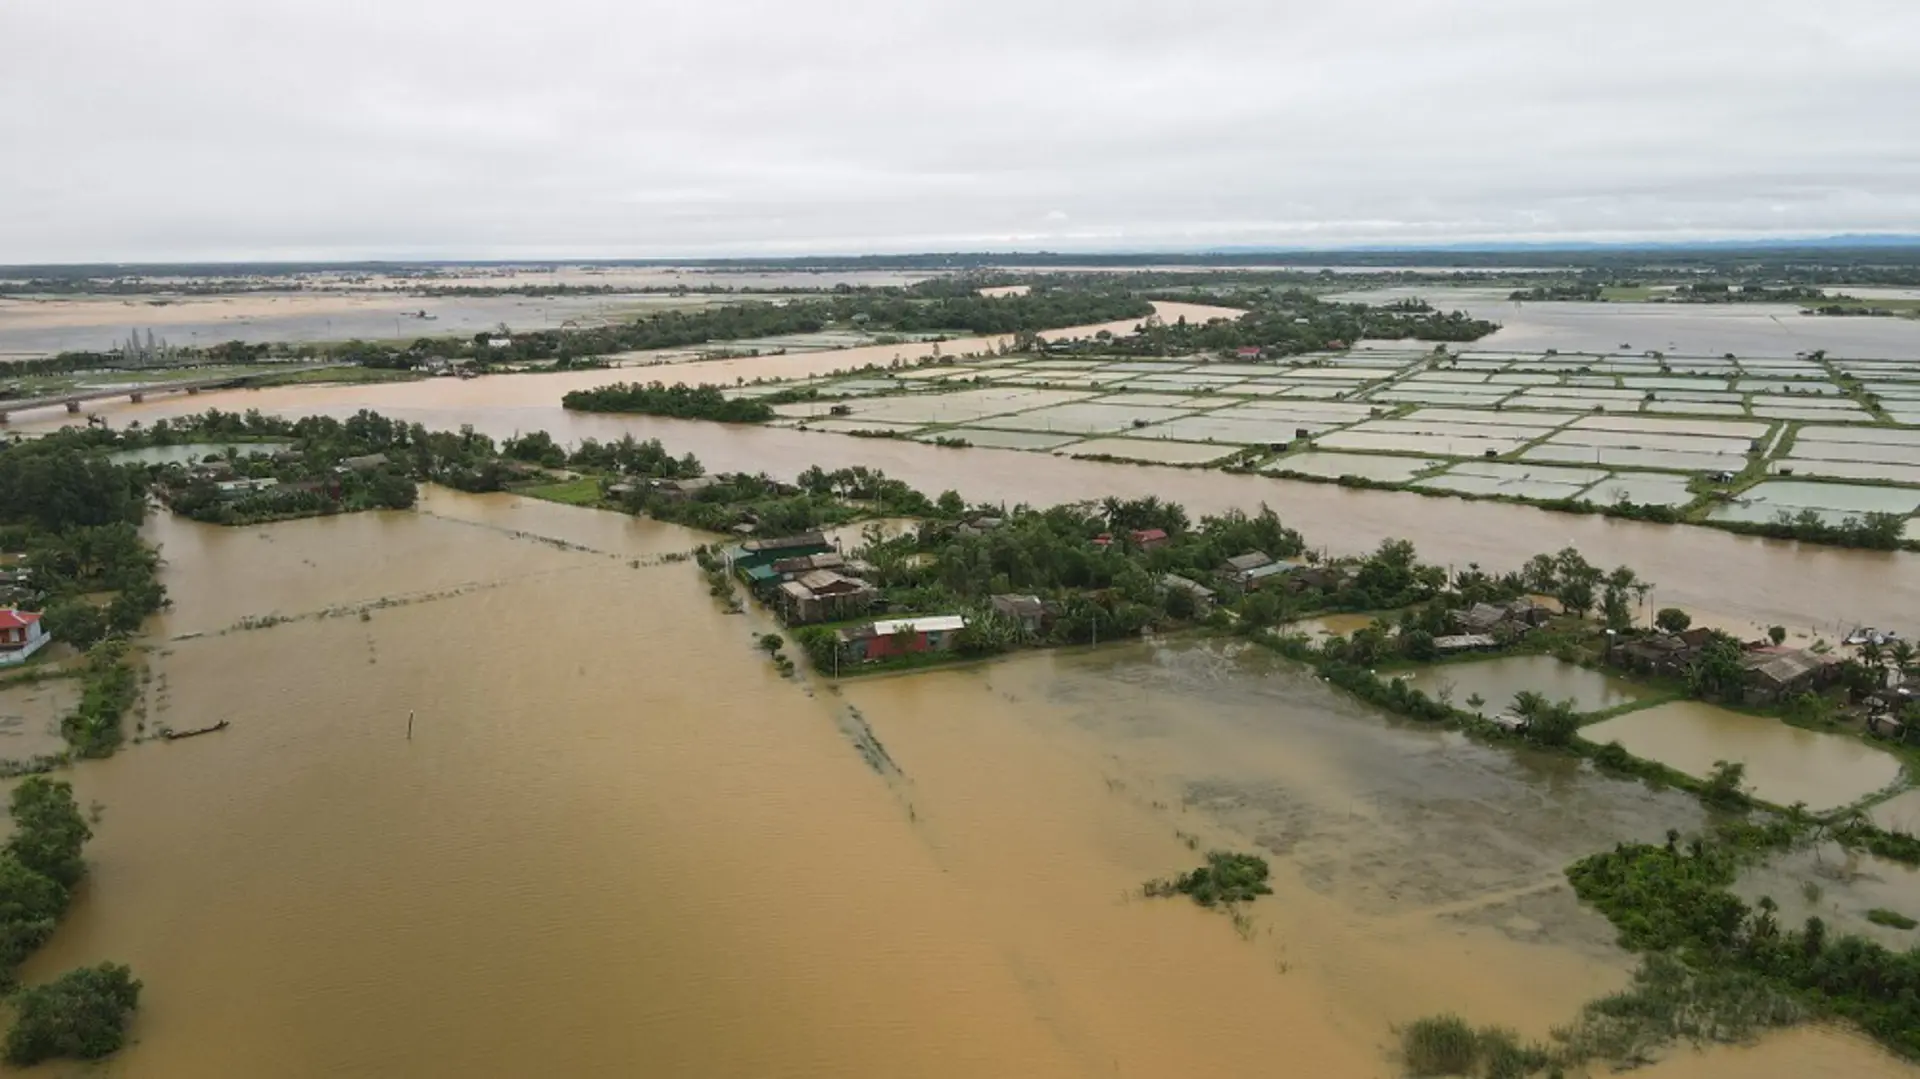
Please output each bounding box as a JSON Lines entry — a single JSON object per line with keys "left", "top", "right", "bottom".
{"left": 729, "top": 345, "right": 1920, "bottom": 525}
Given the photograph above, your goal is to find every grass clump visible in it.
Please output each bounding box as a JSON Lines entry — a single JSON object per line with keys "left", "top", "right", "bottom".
{"left": 1400, "top": 1016, "right": 1555, "bottom": 1077}
{"left": 517, "top": 476, "right": 601, "bottom": 506}
{"left": 1401, "top": 1014, "right": 1478, "bottom": 1075}
{"left": 1143, "top": 851, "right": 1272, "bottom": 907}
{"left": 1552, "top": 954, "right": 1802, "bottom": 1068}
{"left": 1867, "top": 908, "right": 1917, "bottom": 930}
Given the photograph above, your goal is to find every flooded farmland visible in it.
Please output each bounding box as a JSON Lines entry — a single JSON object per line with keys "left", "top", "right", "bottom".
{"left": 1329, "top": 287, "right": 1920, "bottom": 358}
{"left": 3, "top": 491, "right": 1911, "bottom": 1076}
{"left": 15, "top": 354, "right": 1920, "bottom": 637}
{"left": 1583, "top": 701, "right": 1905, "bottom": 811}
{"left": 1402, "top": 654, "right": 1656, "bottom": 715}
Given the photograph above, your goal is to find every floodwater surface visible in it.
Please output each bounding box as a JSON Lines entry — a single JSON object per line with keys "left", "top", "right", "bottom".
{"left": 1583, "top": 701, "right": 1904, "bottom": 811}
{"left": 10, "top": 497, "right": 1914, "bottom": 1078}
{"left": 1403, "top": 655, "right": 1656, "bottom": 715}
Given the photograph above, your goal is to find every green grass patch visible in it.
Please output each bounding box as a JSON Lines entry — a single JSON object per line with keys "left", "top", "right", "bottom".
{"left": 1867, "top": 908, "right": 1917, "bottom": 930}
{"left": 515, "top": 477, "right": 602, "bottom": 506}
{"left": 254, "top": 366, "right": 424, "bottom": 386}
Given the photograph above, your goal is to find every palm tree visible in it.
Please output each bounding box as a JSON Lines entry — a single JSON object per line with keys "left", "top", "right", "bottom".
{"left": 1891, "top": 639, "right": 1917, "bottom": 686}
{"left": 1511, "top": 690, "right": 1548, "bottom": 719}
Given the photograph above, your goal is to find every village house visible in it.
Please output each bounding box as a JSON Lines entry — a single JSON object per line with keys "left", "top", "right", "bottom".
{"left": 1220, "top": 551, "right": 1273, "bottom": 585}
{"left": 1453, "top": 598, "right": 1551, "bottom": 637}
{"left": 1160, "top": 575, "right": 1216, "bottom": 614}
{"left": 0, "top": 608, "right": 49, "bottom": 665}
{"left": 650, "top": 475, "right": 720, "bottom": 502}
{"left": 1609, "top": 626, "right": 1716, "bottom": 676}
{"left": 1740, "top": 648, "right": 1843, "bottom": 705}
{"left": 1093, "top": 528, "right": 1170, "bottom": 551}
{"left": 956, "top": 515, "right": 1005, "bottom": 538}
{"left": 1289, "top": 564, "right": 1348, "bottom": 593}
{"left": 989, "top": 594, "right": 1055, "bottom": 634}
{"left": 1239, "top": 561, "right": 1300, "bottom": 592}
{"left": 837, "top": 615, "right": 969, "bottom": 663}
{"left": 1232, "top": 346, "right": 1263, "bottom": 361}
{"left": 336, "top": 452, "right": 390, "bottom": 473}
{"left": 776, "top": 570, "right": 878, "bottom": 625}
{"left": 725, "top": 532, "right": 832, "bottom": 572}
{"left": 1433, "top": 634, "right": 1498, "bottom": 655}
{"left": 214, "top": 477, "right": 281, "bottom": 501}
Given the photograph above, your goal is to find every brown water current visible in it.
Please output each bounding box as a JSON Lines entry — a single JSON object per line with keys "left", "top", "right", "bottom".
{"left": 8, "top": 495, "right": 1914, "bottom": 1077}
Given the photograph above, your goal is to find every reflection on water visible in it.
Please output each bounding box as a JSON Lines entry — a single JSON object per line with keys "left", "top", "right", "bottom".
{"left": 1403, "top": 654, "right": 1655, "bottom": 715}
{"left": 1583, "top": 701, "right": 1904, "bottom": 811}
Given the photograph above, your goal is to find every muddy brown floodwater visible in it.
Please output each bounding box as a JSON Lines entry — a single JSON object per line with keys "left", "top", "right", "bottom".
{"left": 6, "top": 491, "right": 1911, "bottom": 1077}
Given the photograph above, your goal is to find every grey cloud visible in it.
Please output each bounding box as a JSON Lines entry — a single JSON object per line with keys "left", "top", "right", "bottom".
{"left": 3, "top": 0, "right": 1917, "bottom": 261}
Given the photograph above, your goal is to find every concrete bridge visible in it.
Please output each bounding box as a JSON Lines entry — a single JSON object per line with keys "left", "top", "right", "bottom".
{"left": 0, "top": 363, "right": 354, "bottom": 424}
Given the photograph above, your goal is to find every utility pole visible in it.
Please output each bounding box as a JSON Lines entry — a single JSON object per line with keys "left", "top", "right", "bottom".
{"left": 407, "top": 710, "right": 415, "bottom": 740}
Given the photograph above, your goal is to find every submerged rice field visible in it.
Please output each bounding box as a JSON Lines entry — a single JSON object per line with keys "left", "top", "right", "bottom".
{"left": 720, "top": 341, "right": 1920, "bottom": 534}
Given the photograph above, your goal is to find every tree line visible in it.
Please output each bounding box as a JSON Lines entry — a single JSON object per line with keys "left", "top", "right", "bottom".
{"left": 0, "top": 777, "right": 141, "bottom": 1066}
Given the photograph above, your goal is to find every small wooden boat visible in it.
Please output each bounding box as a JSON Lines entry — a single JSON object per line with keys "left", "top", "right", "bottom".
{"left": 159, "top": 720, "right": 230, "bottom": 741}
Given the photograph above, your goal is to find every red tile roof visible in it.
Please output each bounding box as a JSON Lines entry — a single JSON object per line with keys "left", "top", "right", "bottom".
{"left": 0, "top": 609, "right": 41, "bottom": 631}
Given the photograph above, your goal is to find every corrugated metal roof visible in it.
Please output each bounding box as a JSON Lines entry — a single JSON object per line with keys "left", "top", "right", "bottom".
{"left": 1242, "top": 562, "right": 1296, "bottom": 580}
{"left": 872, "top": 615, "right": 968, "bottom": 635}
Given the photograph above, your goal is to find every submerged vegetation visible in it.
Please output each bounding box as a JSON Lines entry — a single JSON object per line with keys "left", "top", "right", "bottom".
{"left": 1566, "top": 832, "right": 1920, "bottom": 1061}
{"left": 562, "top": 381, "right": 776, "bottom": 422}
{"left": 1400, "top": 1014, "right": 1552, "bottom": 1078}
{"left": 1143, "top": 852, "right": 1274, "bottom": 908}
{"left": 0, "top": 777, "right": 139, "bottom": 1065}
{"left": 3, "top": 963, "right": 142, "bottom": 1067}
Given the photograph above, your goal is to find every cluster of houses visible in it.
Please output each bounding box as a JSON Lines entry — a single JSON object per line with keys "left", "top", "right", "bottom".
{"left": 1213, "top": 550, "right": 1347, "bottom": 596}
{"left": 1609, "top": 626, "right": 1892, "bottom": 710}
{"left": 607, "top": 475, "right": 723, "bottom": 502}
{"left": 170, "top": 449, "right": 399, "bottom": 505}
{"left": 1434, "top": 598, "right": 1554, "bottom": 653}
{"left": 726, "top": 533, "right": 883, "bottom": 626}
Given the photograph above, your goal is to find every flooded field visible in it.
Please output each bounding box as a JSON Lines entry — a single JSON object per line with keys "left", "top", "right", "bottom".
{"left": 1268, "top": 451, "right": 1441, "bottom": 481}
{"left": 1708, "top": 481, "right": 1920, "bottom": 525}
{"left": 1583, "top": 702, "right": 1905, "bottom": 811}
{"left": 0, "top": 292, "right": 740, "bottom": 357}
{"left": 107, "top": 440, "right": 290, "bottom": 465}
{"left": 1329, "top": 287, "right": 1920, "bottom": 358}
{"left": 0, "top": 675, "right": 77, "bottom": 761}
{"left": 3, "top": 488, "right": 1913, "bottom": 1076}
{"left": 1062, "top": 438, "right": 1236, "bottom": 464}
{"left": 1403, "top": 655, "right": 1656, "bottom": 715}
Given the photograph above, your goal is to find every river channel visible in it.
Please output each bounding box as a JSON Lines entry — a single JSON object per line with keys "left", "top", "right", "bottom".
{"left": 6, "top": 489, "right": 1908, "bottom": 1077}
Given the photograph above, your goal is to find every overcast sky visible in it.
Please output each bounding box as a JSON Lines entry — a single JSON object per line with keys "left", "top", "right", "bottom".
{"left": 5, "top": 0, "right": 1918, "bottom": 262}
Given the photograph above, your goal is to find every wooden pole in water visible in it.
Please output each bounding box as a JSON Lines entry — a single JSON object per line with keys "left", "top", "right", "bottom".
{"left": 407, "top": 710, "right": 414, "bottom": 740}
